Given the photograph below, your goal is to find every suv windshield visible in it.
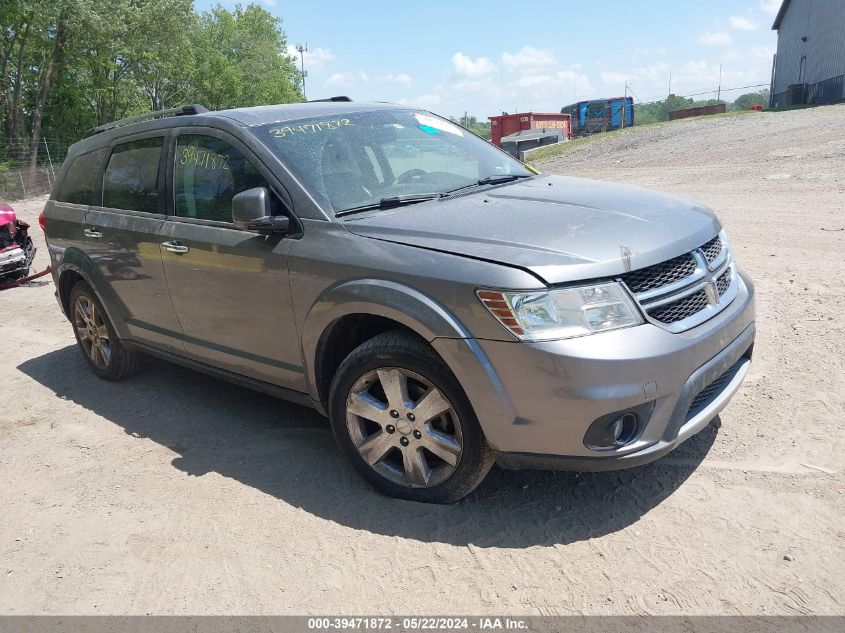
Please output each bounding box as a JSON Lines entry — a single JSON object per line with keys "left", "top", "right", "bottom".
{"left": 251, "top": 109, "right": 533, "bottom": 215}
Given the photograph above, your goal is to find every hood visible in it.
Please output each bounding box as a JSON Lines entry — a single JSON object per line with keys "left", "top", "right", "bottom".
{"left": 342, "top": 175, "right": 721, "bottom": 285}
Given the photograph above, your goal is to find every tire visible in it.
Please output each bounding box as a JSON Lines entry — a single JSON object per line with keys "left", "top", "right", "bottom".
{"left": 328, "top": 331, "right": 493, "bottom": 503}
{"left": 69, "top": 280, "right": 141, "bottom": 381}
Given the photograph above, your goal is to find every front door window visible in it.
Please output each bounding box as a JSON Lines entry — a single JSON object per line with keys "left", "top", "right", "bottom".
{"left": 174, "top": 135, "right": 268, "bottom": 223}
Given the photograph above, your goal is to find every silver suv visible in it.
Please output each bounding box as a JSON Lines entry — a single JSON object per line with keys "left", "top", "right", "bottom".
{"left": 44, "top": 100, "right": 755, "bottom": 502}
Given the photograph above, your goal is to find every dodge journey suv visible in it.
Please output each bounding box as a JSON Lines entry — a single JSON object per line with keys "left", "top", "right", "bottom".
{"left": 44, "top": 99, "right": 755, "bottom": 503}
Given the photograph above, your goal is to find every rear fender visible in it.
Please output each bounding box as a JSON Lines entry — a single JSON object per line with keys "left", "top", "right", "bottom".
{"left": 55, "top": 247, "right": 129, "bottom": 339}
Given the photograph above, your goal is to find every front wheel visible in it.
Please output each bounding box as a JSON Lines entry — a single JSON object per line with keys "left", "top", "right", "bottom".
{"left": 328, "top": 331, "right": 493, "bottom": 503}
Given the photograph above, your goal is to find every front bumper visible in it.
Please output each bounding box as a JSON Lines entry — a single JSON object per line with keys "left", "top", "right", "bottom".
{"left": 433, "top": 270, "right": 755, "bottom": 471}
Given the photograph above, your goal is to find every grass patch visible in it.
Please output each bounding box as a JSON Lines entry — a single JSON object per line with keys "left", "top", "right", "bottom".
{"left": 526, "top": 109, "right": 760, "bottom": 164}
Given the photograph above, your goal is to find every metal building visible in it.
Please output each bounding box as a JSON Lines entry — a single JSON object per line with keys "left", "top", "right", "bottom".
{"left": 770, "top": 0, "right": 845, "bottom": 107}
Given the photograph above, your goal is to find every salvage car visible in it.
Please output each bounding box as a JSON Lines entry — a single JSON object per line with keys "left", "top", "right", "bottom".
{"left": 42, "top": 99, "right": 755, "bottom": 502}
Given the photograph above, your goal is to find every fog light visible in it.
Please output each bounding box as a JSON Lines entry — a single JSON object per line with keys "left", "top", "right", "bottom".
{"left": 611, "top": 413, "right": 638, "bottom": 445}
{"left": 584, "top": 403, "right": 653, "bottom": 451}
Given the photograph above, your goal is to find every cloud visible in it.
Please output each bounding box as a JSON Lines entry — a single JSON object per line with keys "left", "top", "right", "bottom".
{"left": 729, "top": 16, "right": 758, "bottom": 31}
{"left": 510, "top": 75, "right": 550, "bottom": 89}
{"left": 452, "top": 79, "right": 492, "bottom": 93}
{"left": 396, "top": 94, "right": 442, "bottom": 110}
{"left": 382, "top": 73, "right": 412, "bottom": 86}
{"left": 635, "top": 60, "right": 671, "bottom": 79}
{"left": 601, "top": 71, "right": 635, "bottom": 85}
{"left": 759, "top": 0, "right": 781, "bottom": 15}
{"left": 451, "top": 52, "right": 496, "bottom": 78}
{"left": 500, "top": 46, "right": 557, "bottom": 70}
{"left": 324, "top": 71, "right": 412, "bottom": 88}
{"left": 632, "top": 47, "right": 668, "bottom": 60}
{"left": 325, "top": 71, "right": 369, "bottom": 87}
{"left": 750, "top": 44, "right": 776, "bottom": 61}
{"left": 506, "top": 69, "right": 593, "bottom": 98}
{"left": 698, "top": 31, "right": 733, "bottom": 46}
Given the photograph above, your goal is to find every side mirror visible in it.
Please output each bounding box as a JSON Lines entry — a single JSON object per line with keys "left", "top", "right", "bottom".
{"left": 232, "top": 187, "right": 290, "bottom": 236}
{"left": 232, "top": 187, "right": 271, "bottom": 229}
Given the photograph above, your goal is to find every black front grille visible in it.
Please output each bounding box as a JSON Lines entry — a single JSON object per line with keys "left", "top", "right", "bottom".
{"left": 688, "top": 369, "right": 733, "bottom": 415}
{"left": 716, "top": 269, "right": 731, "bottom": 296}
{"left": 648, "top": 290, "right": 709, "bottom": 324}
{"left": 621, "top": 252, "right": 696, "bottom": 294}
{"left": 701, "top": 236, "right": 723, "bottom": 265}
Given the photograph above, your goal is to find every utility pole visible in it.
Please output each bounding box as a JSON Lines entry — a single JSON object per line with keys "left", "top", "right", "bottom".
{"left": 717, "top": 64, "right": 722, "bottom": 102}
{"left": 621, "top": 82, "right": 627, "bottom": 130}
{"left": 668, "top": 72, "right": 672, "bottom": 99}
{"left": 296, "top": 43, "right": 308, "bottom": 99}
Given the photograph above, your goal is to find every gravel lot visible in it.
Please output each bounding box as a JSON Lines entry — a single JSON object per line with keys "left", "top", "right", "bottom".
{"left": 1, "top": 106, "right": 843, "bottom": 616}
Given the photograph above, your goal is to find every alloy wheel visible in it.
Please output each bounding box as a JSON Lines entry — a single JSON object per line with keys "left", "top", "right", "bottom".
{"left": 345, "top": 367, "right": 463, "bottom": 488}
{"left": 74, "top": 295, "right": 111, "bottom": 370}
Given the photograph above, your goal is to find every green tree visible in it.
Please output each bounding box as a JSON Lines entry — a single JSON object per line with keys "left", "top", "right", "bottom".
{"left": 1, "top": 1, "right": 78, "bottom": 162}
{"left": 1, "top": 0, "right": 37, "bottom": 150}
{"left": 634, "top": 95, "right": 731, "bottom": 126}
{"left": 731, "top": 90, "right": 770, "bottom": 111}
{"left": 0, "top": 0, "right": 305, "bottom": 153}
{"left": 72, "top": 0, "right": 145, "bottom": 126}
{"left": 451, "top": 114, "right": 491, "bottom": 140}
{"left": 189, "top": 3, "right": 302, "bottom": 110}
{"left": 130, "top": 0, "right": 196, "bottom": 111}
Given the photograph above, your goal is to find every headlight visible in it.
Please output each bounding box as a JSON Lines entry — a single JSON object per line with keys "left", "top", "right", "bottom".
{"left": 477, "top": 282, "right": 644, "bottom": 341}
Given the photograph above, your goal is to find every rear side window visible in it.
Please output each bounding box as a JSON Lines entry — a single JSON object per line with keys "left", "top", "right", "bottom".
{"left": 102, "top": 137, "right": 164, "bottom": 213}
{"left": 174, "top": 134, "right": 268, "bottom": 223}
{"left": 56, "top": 148, "right": 107, "bottom": 204}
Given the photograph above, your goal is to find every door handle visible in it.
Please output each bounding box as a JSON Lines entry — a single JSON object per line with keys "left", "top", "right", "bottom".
{"left": 161, "top": 240, "right": 189, "bottom": 254}
{"left": 83, "top": 228, "right": 103, "bottom": 238}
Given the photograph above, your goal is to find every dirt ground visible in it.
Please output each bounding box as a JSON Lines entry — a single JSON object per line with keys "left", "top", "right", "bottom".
{"left": 1, "top": 106, "right": 843, "bottom": 616}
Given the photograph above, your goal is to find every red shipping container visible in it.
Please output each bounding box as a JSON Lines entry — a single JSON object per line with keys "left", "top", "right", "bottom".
{"left": 488, "top": 112, "right": 572, "bottom": 146}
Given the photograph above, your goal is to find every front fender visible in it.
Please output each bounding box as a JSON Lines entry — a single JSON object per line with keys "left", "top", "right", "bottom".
{"left": 300, "top": 278, "right": 469, "bottom": 391}
{"left": 299, "top": 278, "right": 517, "bottom": 437}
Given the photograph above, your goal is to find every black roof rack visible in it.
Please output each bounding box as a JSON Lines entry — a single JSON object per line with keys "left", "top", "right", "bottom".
{"left": 84, "top": 104, "right": 209, "bottom": 138}
{"left": 307, "top": 96, "right": 352, "bottom": 102}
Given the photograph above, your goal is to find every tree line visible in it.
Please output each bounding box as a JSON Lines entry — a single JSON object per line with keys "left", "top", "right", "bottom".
{"left": 634, "top": 90, "right": 770, "bottom": 125}
{"left": 1, "top": 0, "right": 303, "bottom": 168}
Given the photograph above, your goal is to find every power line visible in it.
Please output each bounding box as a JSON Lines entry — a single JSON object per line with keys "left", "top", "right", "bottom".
{"left": 628, "top": 81, "right": 769, "bottom": 105}
{"left": 625, "top": 83, "right": 644, "bottom": 104}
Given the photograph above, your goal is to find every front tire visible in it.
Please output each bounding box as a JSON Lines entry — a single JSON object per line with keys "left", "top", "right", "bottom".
{"left": 328, "top": 331, "right": 493, "bottom": 503}
{"left": 69, "top": 280, "right": 141, "bottom": 381}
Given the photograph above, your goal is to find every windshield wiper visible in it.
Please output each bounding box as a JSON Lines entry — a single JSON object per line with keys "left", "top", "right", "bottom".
{"left": 444, "top": 173, "right": 532, "bottom": 196}
{"left": 336, "top": 193, "right": 443, "bottom": 216}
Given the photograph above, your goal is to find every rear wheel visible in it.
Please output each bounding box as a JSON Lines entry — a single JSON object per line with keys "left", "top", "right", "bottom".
{"left": 69, "top": 280, "right": 141, "bottom": 381}
{"left": 329, "top": 331, "right": 493, "bottom": 503}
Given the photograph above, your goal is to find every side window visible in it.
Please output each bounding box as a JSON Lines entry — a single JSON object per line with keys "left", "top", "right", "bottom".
{"left": 102, "top": 137, "right": 164, "bottom": 213}
{"left": 56, "top": 148, "right": 107, "bottom": 204}
{"left": 174, "top": 135, "right": 267, "bottom": 223}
